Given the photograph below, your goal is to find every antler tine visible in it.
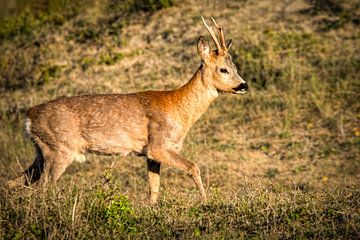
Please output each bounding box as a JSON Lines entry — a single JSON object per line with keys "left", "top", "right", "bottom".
{"left": 210, "top": 17, "right": 226, "bottom": 50}
{"left": 201, "top": 16, "right": 221, "bottom": 52}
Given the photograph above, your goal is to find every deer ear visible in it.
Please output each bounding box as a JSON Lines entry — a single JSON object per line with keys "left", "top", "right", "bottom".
{"left": 227, "top": 39, "right": 232, "bottom": 50}
{"left": 197, "top": 36, "right": 210, "bottom": 61}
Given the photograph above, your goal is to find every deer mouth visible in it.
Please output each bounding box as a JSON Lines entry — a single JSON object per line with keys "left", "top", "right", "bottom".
{"left": 234, "top": 89, "right": 247, "bottom": 94}
{"left": 232, "top": 82, "right": 248, "bottom": 94}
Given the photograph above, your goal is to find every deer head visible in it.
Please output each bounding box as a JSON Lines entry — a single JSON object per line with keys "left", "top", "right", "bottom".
{"left": 198, "top": 17, "right": 248, "bottom": 94}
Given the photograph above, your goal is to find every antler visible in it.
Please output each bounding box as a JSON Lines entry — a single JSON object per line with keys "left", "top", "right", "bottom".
{"left": 210, "top": 17, "right": 226, "bottom": 50}
{"left": 201, "top": 16, "right": 227, "bottom": 53}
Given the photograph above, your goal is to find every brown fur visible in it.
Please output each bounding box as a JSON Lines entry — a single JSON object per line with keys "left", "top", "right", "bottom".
{"left": 8, "top": 17, "right": 247, "bottom": 204}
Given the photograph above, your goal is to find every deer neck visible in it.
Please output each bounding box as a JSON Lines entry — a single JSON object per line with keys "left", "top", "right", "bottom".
{"left": 171, "top": 64, "right": 218, "bottom": 127}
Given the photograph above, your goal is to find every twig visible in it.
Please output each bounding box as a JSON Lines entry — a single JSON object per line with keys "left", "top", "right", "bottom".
{"left": 71, "top": 195, "right": 78, "bottom": 225}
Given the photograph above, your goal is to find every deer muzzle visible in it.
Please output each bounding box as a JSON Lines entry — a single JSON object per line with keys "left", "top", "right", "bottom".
{"left": 233, "top": 82, "right": 248, "bottom": 94}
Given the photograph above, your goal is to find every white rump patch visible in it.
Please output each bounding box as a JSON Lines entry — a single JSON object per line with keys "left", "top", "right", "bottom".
{"left": 25, "top": 118, "right": 32, "bottom": 136}
{"left": 74, "top": 153, "right": 87, "bottom": 163}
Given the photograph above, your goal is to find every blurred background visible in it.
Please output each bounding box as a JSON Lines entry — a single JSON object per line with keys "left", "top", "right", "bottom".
{"left": 0, "top": 0, "right": 359, "bottom": 238}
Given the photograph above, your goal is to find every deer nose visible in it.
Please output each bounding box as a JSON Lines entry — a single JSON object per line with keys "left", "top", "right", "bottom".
{"left": 233, "top": 82, "right": 248, "bottom": 93}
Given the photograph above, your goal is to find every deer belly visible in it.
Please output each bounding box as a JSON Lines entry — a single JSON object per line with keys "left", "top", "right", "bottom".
{"left": 83, "top": 127, "right": 147, "bottom": 156}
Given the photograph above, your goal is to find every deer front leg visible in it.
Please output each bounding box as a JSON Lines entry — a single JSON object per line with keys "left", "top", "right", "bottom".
{"left": 148, "top": 149, "right": 206, "bottom": 201}
{"left": 146, "top": 158, "right": 161, "bottom": 205}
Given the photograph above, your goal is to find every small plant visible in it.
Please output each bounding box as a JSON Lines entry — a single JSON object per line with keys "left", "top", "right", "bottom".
{"left": 250, "top": 142, "right": 271, "bottom": 154}
{"left": 74, "top": 27, "right": 100, "bottom": 43}
{"left": 265, "top": 168, "right": 279, "bottom": 179}
{"left": 98, "top": 52, "right": 124, "bottom": 65}
{"left": 81, "top": 57, "right": 96, "bottom": 71}
{"left": 37, "top": 65, "right": 62, "bottom": 86}
{"left": 90, "top": 176, "right": 138, "bottom": 234}
{"left": 102, "top": 193, "right": 137, "bottom": 233}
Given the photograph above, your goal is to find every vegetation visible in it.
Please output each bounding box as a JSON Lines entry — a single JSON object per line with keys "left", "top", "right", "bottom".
{"left": 0, "top": 0, "right": 359, "bottom": 238}
{"left": 1, "top": 183, "right": 359, "bottom": 239}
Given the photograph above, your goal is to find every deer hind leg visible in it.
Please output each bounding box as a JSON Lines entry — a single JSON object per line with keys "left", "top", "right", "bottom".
{"left": 146, "top": 158, "right": 161, "bottom": 205}
{"left": 24, "top": 144, "right": 45, "bottom": 185}
{"left": 148, "top": 149, "right": 206, "bottom": 201}
{"left": 11, "top": 145, "right": 75, "bottom": 187}
{"left": 6, "top": 144, "right": 44, "bottom": 188}
{"left": 42, "top": 148, "right": 74, "bottom": 185}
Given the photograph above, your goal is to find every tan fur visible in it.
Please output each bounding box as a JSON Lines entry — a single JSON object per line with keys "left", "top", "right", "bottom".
{"left": 9, "top": 17, "right": 248, "bottom": 204}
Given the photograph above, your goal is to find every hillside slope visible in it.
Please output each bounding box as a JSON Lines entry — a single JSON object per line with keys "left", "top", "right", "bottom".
{"left": 0, "top": 0, "right": 359, "bottom": 238}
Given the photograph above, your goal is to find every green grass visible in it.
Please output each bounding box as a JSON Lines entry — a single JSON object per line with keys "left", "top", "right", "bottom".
{"left": 1, "top": 183, "right": 359, "bottom": 239}
{"left": 0, "top": 0, "right": 359, "bottom": 238}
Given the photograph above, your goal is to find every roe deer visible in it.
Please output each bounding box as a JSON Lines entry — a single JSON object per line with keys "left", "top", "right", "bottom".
{"left": 8, "top": 17, "right": 248, "bottom": 204}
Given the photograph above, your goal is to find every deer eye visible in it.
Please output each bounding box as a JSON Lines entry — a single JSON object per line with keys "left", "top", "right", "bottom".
{"left": 220, "top": 68, "right": 229, "bottom": 74}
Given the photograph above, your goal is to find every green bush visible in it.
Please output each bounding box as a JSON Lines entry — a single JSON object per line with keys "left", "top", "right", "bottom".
{"left": 90, "top": 178, "right": 138, "bottom": 234}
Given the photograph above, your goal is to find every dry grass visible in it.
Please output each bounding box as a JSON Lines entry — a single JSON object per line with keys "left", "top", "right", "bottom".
{"left": 0, "top": 0, "right": 360, "bottom": 239}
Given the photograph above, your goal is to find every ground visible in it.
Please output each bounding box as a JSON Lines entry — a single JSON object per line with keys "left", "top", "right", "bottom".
{"left": 0, "top": 0, "right": 359, "bottom": 239}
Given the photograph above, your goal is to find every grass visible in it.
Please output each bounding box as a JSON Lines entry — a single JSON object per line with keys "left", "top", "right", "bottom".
{"left": 1, "top": 182, "right": 359, "bottom": 239}
{"left": 0, "top": 0, "right": 359, "bottom": 239}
